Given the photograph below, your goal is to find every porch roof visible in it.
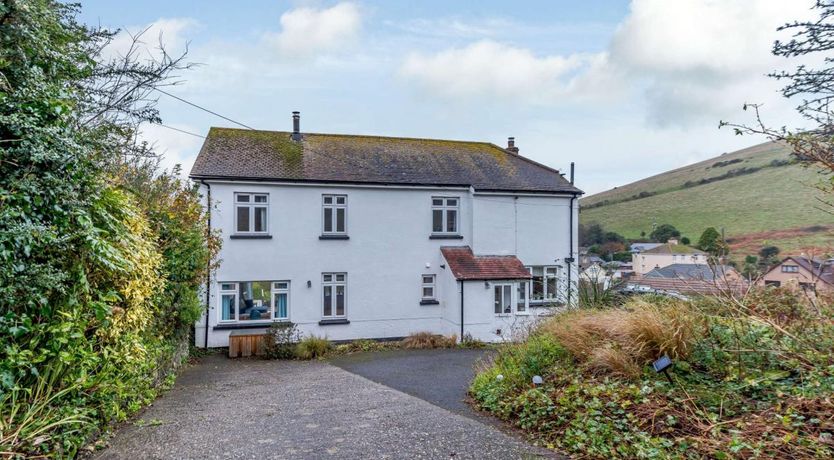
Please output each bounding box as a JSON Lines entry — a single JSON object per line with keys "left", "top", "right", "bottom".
{"left": 440, "top": 246, "right": 531, "bottom": 281}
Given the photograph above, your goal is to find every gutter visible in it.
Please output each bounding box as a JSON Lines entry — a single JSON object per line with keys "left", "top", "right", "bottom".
{"left": 460, "top": 281, "right": 465, "bottom": 340}
{"left": 200, "top": 179, "right": 211, "bottom": 349}
{"left": 565, "top": 163, "right": 578, "bottom": 307}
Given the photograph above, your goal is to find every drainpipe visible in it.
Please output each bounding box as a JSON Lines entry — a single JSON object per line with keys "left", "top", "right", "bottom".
{"left": 566, "top": 163, "right": 577, "bottom": 307}
{"left": 200, "top": 180, "right": 211, "bottom": 349}
{"left": 459, "top": 281, "right": 465, "bottom": 339}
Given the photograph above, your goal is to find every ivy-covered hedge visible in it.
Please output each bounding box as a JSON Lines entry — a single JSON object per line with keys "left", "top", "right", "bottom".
{"left": 0, "top": 1, "right": 216, "bottom": 457}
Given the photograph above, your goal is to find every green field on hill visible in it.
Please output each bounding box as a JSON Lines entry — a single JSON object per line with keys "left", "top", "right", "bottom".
{"left": 580, "top": 142, "right": 833, "bottom": 255}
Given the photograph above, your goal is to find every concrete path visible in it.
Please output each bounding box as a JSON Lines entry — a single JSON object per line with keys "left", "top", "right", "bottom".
{"left": 96, "top": 352, "right": 554, "bottom": 459}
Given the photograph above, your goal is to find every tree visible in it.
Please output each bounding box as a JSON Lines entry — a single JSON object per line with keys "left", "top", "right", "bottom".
{"left": 680, "top": 236, "right": 691, "bottom": 245}
{"left": 650, "top": 224, "right": 681, "bottom": 243}
{"left": 720, "top": 1, "right": 834, "bottom": 213}
{"left": 579, "top": 223, "right": 605, "bottom": 246}
{"left": 759, "top": 245, "right": 780, "bottom": 260}
{"left": 697, "top": 227, "right": 728, "bottom": 256}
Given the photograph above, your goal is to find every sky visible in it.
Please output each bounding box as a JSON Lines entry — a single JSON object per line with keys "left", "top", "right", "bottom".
{"left": 78, "top": 0, "right": 816, "bottom": 195}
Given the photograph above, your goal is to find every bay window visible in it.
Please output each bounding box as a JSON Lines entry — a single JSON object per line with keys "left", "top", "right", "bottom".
{"left": 218, "top": 281, "right": 290, "bottom": 322}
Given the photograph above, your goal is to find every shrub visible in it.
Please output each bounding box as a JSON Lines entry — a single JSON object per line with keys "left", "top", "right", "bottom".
{"left": 402, "top": 332, "right": 457, "bottom": 349}
{"left": 263, "top": 322, "right": 302, "bottom": 359}
{"left": 540, "top": 297, "right": 700, "bottom": 373}
{"left": 295, "top": 336, "right": 331, "bottom": 360}
{"left": 459, "top": 333, "right": 487, "bottom": 348}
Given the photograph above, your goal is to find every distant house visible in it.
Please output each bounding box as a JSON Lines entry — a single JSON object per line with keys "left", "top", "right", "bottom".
{"left": 759, "top": 256, "right": 834, "bottom": 293}
{"left": 644, "top": 263, "right": 741, "bottom": 282}
{"left": 632, "top": 242, "right": 708, "bottom": 275}
{"left": 629, "top": 263, "right": 746, "bottom": 296}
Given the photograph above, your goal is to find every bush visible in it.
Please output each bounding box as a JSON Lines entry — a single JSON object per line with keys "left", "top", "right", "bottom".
{"left": 470, "top": 289, "right": 834, "bottom": 458}
{"left": 263, "top": 322, "right": 302, "bottom": 359}
{"left": 295, "top": 336, "right": 331, "bottom": 360}
{"left": 402, "top": 332, "right": 457, "bottom": 349}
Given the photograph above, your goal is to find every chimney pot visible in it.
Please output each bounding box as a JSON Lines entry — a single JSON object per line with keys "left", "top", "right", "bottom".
{"left": 507, "top": 136, "right": 519, "bottom": 154}
{"left": 291, "top": 111, "right": 301, "bottom": 141}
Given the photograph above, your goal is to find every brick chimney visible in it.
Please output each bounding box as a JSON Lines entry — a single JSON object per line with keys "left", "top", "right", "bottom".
{"left": 506, "top": 137, "right": 519, "bottom": 154}
{"left": 291, "top": 111, "right": 302, "bottom": 141}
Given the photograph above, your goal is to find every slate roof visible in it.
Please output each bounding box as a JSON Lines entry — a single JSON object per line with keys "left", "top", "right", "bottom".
{"left": 630, "top": 243, "right": 663, "bottom": 253}
{"left": 190, "top": 127, "right": 582, "bottom": 194}
{"left": 440, "top": 246, "right": 531, "bottom": 281}
{"left": 640, "top": 244, "right": 705, "bottom": 255}
{"left": 644, "top": 263, "right": 736, "bottom": 281}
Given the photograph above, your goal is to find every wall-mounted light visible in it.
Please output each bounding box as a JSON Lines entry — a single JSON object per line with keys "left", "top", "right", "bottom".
{"left": 484, "top": 281, "right": 490, "bottom": 289}
{"left": 440, "top": 264, "right": 446, "bottom": 269}
{"left": 306, "top": 280, "right": 312, "bottom": 288}
{"left": 425, "top": 262, "right": 431, "bottom": 269}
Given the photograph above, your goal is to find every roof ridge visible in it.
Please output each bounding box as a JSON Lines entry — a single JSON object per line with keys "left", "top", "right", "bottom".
{"left": 208, "top": 126, "right": 495, "bottom": 147}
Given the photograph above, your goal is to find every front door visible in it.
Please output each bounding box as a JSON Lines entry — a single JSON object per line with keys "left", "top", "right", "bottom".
{"left": 493, "top": 284, "right": 513, "bottom": 314}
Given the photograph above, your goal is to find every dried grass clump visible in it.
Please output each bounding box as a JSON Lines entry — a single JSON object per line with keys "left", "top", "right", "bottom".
{"left": 402, "top": 332, "right": 457, "bottom": 349}
{"left": 586, "top": 345, "right": 642, "bottom": 379}
{"left": 538, "top": 298, "right": 701, "bottom": 379}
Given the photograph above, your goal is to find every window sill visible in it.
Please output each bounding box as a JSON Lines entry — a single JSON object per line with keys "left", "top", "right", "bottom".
{"left": 319, "top": 318, "right": 350, "bottom": 326}
{"left": 230, "top": 234, "right": 272, "bottom": 240}
{"left": 429, "top": 234, "right": 463, "bottom": 240}
{"left": 213, "top": 322, "right": 273, "bottom": 330}
{"left": 319, "top": 234, "right": 350, "bottom": 240}
{"left": 419, "top": 299, "right": 439, "bottom": 305}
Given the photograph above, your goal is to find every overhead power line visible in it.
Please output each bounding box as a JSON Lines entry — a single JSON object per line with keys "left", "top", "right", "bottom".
{"left": 155, "top": 88, "right": 257, "bottom": 130}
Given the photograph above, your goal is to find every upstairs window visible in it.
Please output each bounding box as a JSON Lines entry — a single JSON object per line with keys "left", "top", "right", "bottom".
{"left": 782, "top": 265, "right": 799, "bottom": 273}
{"left": 235, "top": 193, "right": 268, "bottom": 234}
{"left": 322, "top": 195, "right": 347, "bottom": 234}
{"left": 432, "top": 197, "right": 459, "bottom": 234}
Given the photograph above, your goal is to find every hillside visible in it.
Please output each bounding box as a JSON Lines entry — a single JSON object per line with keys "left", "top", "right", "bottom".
{"left": 580, "top": 142, "right": 833, "bottom": 255}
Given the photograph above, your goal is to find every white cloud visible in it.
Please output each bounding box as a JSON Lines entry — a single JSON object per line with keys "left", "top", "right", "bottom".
{"left": 399, "top": 40, "right": 612, "bottom": 103}
{"left": 266, "top": 2, "right": 362, "bottom": 58}
{"left": 608, "top": 0, "right": 816, "bottom": 126}
{"left": 101, "top": 17, "right": 198, "bottom": 62}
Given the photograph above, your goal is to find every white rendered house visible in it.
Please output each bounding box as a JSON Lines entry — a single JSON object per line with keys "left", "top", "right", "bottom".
{"left": 191, "top": 113, "right": 582, "bottom": 347}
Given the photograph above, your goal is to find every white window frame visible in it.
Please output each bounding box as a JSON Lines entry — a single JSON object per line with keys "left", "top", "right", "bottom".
{"left": 516, "top": 280, "right": 529, "bottom": 314}
{"left": 218, "top": 281, "right": 290, "bottom": 323}
{"left": 431, "top": 196, "right": 460, "bottom": 235}
{"left": 271, "top": 281, "right": 290, "bottom": 321}
{"left": 322, "top": 194, "right": 348, "bottom": 235}
{"left": 234, "top": 192, "right": 269, "bottom": 234}
{"left": 492, "top": 281, "right": 530, "bottom": 316}
{"left": 493, "top": 283, "right": 514, "bottom": 315}
{"left": 782, "top": 265, "right": 799, "bottom": 273}
{"left": 421, "top": 274, "right": 436, "bottom": 300}
{"left": 218, "top": 283, "right": 238, "bottom": 322}
{"left": 322, "top": 273, "right": 347, "bottom": 319}
{"left": 527, "top": 266, "right": 559, "bottom": 303}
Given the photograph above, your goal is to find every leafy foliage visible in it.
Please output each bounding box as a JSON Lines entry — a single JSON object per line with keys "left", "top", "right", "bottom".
{"left": 696, "top": 227, "right": 728, "bottom": 256}
{"left": 650, "top": 224, "right": 681, "bottom": 243}
{"left": 470, "top": 290, "right": 834, "bottom": 458}
{"left": 0, "top": 1, "right": 215, "bottom": 456}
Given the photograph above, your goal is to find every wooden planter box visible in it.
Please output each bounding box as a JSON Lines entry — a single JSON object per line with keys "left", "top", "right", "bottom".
{"left": 228, "top": 331, "right": 267, "bottom": 358}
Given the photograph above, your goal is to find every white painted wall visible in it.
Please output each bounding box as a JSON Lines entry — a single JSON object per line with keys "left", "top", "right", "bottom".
{"left": 195, "top": 181, "right": 577, "bottom": 347}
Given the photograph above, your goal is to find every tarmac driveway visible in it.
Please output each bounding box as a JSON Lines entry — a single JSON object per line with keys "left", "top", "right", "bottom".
{"left": 96, "top": 351, "right": 554, "bottom": 459}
